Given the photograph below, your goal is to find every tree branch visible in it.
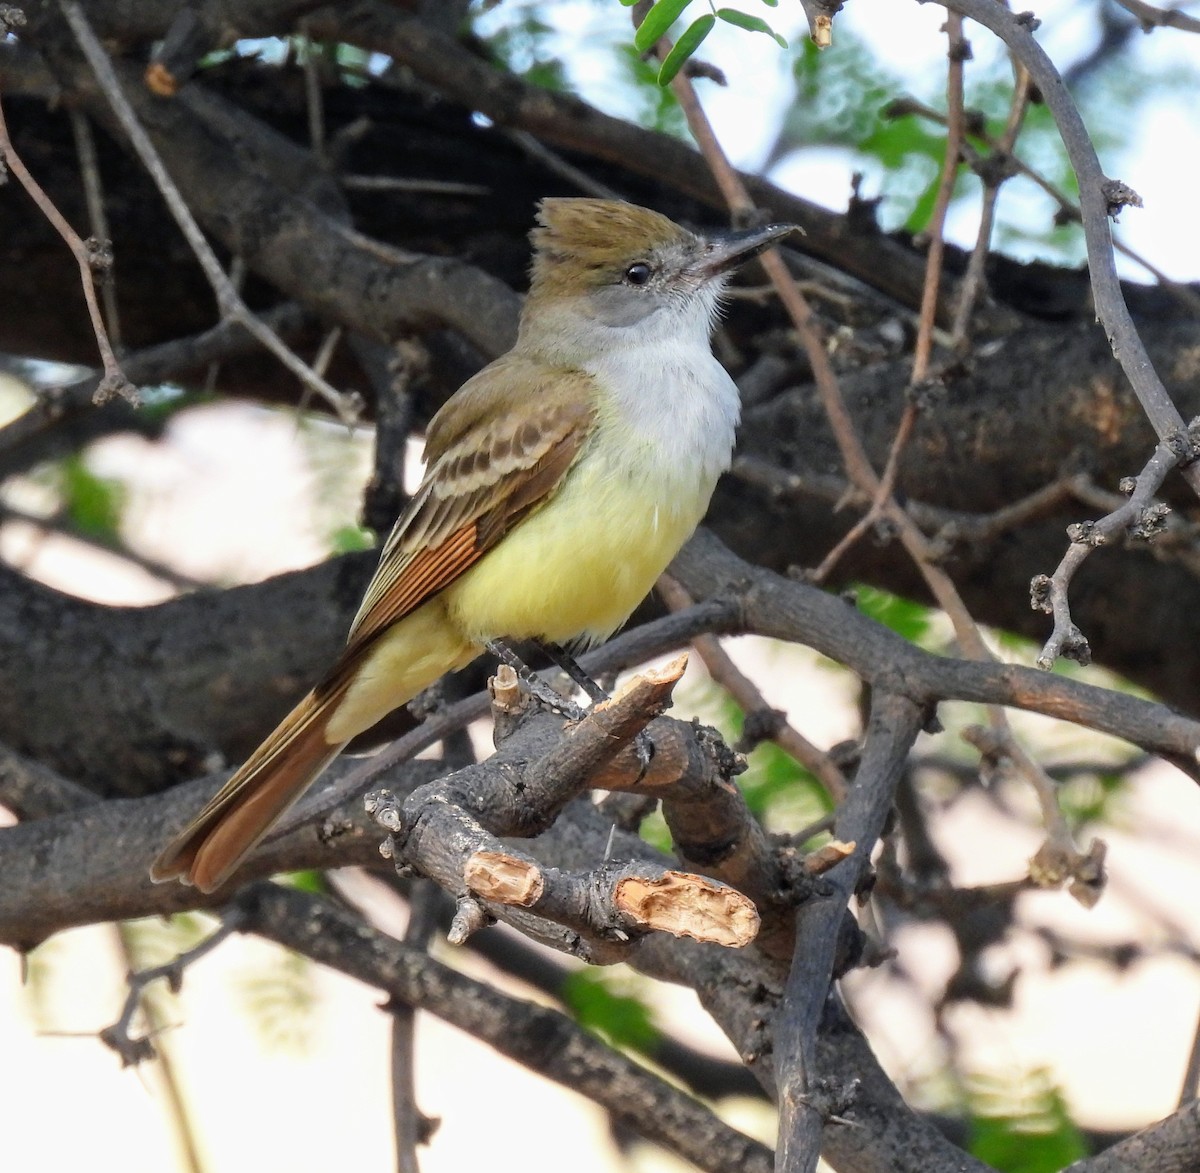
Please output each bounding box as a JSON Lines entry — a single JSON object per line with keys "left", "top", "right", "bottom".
{"left": 239, "top": 881, "right": 775, "bottom": 1173}
{"left": 775, "top": 691, "right": 926, "bottom": 1172}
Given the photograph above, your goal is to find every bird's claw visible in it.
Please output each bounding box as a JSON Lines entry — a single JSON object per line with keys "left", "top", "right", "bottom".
{"left": 633, "top": 729, "right": 654, "bottom": 781}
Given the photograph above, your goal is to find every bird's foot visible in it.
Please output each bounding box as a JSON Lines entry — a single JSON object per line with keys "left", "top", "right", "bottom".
{"left": 486, "top": 640, "right": 587, "bottom": 720}
{"left": 487, "top": 641, "right": 654, "bottom": 778}
{"left": 632, "top": 728, "right": 655, "bottom": 782}
{"left": 537, "top": 642, "right": 656, "bottom": 780}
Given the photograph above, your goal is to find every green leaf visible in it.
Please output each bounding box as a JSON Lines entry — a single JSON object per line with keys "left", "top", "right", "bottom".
{"left": 60, "top": 455, "right": 126, "bottom": 542}
{"left": 634, "top": 0, "right": 694, "bottom": 52}
{"left": 561, "top": 971, "right": 660, "bottom": 1051}
{"left": 619, "top": 0, "right": 640, "bottom": 5}
{"left": 738, "top": 740, "right": 833, "bottom": 823}
{"left": 760, "top": 0, "right": 780, "bottom": 6}
{"left": 280, "top": 869, "right": 328, "bottom": 893}
{"left": 238, "top": 949, "right": 317, "bottom": 1055}
{"left": 617, "top": 43, "right": 688, "bottom": 137}
{"left": 852, "top": 584, "right": 933, "bottom": 646}
{"left": 716, "top": 8, "right": 787, "bottom": 47}
{"left": 657, "top": 13, "right": 716, "bottom": 84}
{"left": 967, "top": 1068, "right": 1089, "bottom": 1172}
{"left": 330, "top": 523, "right": 376, "bottom": 554}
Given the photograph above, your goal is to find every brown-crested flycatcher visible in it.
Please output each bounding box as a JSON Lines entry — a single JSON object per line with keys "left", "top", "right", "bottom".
{"left": 151, "top": 198, "right": 796, "bottom": 892}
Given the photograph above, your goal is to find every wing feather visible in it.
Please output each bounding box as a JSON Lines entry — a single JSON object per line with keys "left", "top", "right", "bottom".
{"left": 344, "top": 362, "right": 596, "bottom": 653}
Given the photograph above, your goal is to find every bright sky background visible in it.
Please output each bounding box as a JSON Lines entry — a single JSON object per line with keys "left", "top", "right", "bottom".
{"left": 476, "top": 0, "right": 1200, "bottom": 283}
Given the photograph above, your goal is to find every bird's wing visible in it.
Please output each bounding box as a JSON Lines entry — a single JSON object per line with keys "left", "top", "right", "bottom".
{"left": 343, "top": 361, "right": 596, "bottom": 654}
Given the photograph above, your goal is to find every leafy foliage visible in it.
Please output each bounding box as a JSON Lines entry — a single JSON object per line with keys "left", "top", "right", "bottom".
{"left": 481, "top": 10, "right": 569, "bottom": 92}
{"left": 629, "top": 0, "right": 787, "bottom": 84}
{"left": 58, "top": 454, "right": 126, "bottom": 543}
{"left": 967, "top": 1068, "right": 1089, "bottom": 1171}
{"left": 561, "top": 969, "right": 661, "bottom": 1051}
{"left": 329, "top": 523, "right": 375, "bottom": 555}
{"left": 852, "top": 584, "right": 935, "bottom": 647}
{"left": 236, "top": 947, "right": 317, "bottom": 1055}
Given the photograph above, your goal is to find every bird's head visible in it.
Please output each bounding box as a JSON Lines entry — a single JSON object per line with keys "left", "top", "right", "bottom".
{"left": 520, "top": 198, "right": 797, "bottom": 357}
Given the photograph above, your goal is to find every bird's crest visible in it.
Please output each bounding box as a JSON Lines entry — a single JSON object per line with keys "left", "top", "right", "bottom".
{"left": 529, "top": 199, "right": 695, "bottom": 293}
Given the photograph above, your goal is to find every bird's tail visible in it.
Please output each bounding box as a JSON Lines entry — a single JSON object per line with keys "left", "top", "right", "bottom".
{"left": 150, "top": 682, "right": 350, "bottom": 894}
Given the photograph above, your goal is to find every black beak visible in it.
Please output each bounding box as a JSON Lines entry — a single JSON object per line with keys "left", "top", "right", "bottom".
{"left": 699, "top": 221, "right": 800, "bottom": 276}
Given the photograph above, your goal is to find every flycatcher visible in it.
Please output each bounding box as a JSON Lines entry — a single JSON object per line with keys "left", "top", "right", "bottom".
{"left": 152, "top": 198, "right": 796, "bottom": 892}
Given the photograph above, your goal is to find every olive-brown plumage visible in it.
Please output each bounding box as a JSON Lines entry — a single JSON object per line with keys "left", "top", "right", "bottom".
{"left": 151, "top": 198, "right": 796, "bottom": 893}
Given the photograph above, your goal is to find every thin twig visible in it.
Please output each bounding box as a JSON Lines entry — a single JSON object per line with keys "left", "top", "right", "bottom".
{"left": 665, "top": 50, "right": 881, "bottom": 504}
{"left": 654, "top": 12, "right": 1096, "bottom": 916}
{"left": 1111, "top": 0, "right": 1200, "bottom": 33}
{"left": 300, "top": 31, "right": 328, "bottom": 169}
{"left": 0, "top": 94, "right": 135, "bottom": 404}
{"left": 808, "top": 13, "right": 964, "bottom": 585}
{"left": 202, "top": 255, "right": 247, "bottom": 397}
{"left": 503, "top": 128, "right": 623, "bottom": 200}
{"left": 100, "top": 910, "right": 243, "bottom": 1066}
{"left": 806, "top": 392, "right": 918, "bottom": 586}
{"left": 340, "top": 175, "right": 489, "bottom": 196}
{"left": 59, "top": 1, "right": 362, "bottom": 425}
{"left": 913, "top": 13, "right": 967, "bottom": 383}
{"left": 950, "top": 64, "right": 1032, "bottom": 343}
{"left": 68, "top": 107, "right": 122, "bottom": 353}
{"left": 391, "top": 881, "right": 440, "bottom": 1173}
{"left": 889, "top": 95, "right": 1200, "bottom": 318}
{"left": 112, "top": 924, "right": 206, "bottom": 1173}
{"left": 1032, "top": 437, "right": 1184, "bottom": 668}
{"left": 936, "top": 0, "right": 1200, "bottom": 497}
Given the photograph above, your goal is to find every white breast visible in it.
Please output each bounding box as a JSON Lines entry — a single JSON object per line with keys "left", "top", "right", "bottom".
{"left": 581, "top": 297, "right": 741, "bottom": 496}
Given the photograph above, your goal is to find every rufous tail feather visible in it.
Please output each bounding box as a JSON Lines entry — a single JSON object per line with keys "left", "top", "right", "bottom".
{"left": 150, "top": 684, "right": 349, "bottom": 893}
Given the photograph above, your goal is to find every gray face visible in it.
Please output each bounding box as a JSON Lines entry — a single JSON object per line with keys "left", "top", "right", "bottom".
{"left": 579, "top": 239, "right": 709, "bottom": 329}
{"left": 584, "top": 282, "right": 670, "bottom": 328}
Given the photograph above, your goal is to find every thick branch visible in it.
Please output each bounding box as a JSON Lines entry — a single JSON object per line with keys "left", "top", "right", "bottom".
{"left": 239, "top": 882, "right": 775, "bottom": 1173}
{"left": 776, "top": 691, "right": 926, "bottom": 1172}
{"left": 21, "top": 9, "right": 521, "bottom": 358}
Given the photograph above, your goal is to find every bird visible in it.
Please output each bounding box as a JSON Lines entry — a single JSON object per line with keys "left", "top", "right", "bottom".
{"left": 151, "top": 197, "right": 797, "bottom": 893}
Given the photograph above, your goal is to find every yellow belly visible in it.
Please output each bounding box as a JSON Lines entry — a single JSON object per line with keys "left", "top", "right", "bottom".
{"left": 328, "top": 435, "right": 713, "bottom": 743}
{"left": 445, "top": 442, "right": 708, "bottom": 646}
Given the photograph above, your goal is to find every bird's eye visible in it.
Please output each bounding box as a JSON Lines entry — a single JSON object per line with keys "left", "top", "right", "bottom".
{"left": 624, "top": 262, "right": 653, "bottom": 286}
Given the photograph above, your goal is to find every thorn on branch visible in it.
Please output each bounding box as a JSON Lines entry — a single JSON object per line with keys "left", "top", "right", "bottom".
{"left": 447, "top": 895, "right": 492, "bottom": 945}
